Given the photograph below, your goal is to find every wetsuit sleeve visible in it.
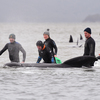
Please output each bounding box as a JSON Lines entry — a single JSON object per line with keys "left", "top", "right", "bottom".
{"left": 37, "top": 56, "right": 42, "bottom": 63}
{"left": 47, "top": 48, "right": 55, "bottom": 63}
{"left": 89, "top": 41, "right": 95, "bottom": 56}
{"left": 51, "top": 40, "right": 57, "bottom": 55}
{"left": 0, "top": 44, "right": 8, "bottom": 55}
{"left": 19, "top": 44, "right": 26, "bottom": 62}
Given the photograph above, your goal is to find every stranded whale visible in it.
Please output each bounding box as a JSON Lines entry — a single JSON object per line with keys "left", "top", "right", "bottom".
{"left": 4, "top": 56, "right": 97, "bottom": 68}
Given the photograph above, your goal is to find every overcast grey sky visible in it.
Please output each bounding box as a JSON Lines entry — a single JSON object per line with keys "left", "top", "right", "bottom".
{"left": 0, "top": 0, "right": 100, "bottom": 22}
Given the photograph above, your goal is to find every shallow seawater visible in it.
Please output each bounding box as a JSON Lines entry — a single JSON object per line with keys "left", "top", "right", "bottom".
{"left": 0, "top": 23, "right": 100, "bottom": 100}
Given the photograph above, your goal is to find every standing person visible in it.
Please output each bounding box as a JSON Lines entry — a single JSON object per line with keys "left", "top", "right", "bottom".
{"left": 43, "top": 29, "right": 58, "bottom": 57}
{"left": 83, "top": 27, "right": 95, "bottom": 66}
{"left": 36, "top": 40, "right": 55, "bottom": 63}
{"left": 0, "top": 34, "right": 26, "bottom": 63}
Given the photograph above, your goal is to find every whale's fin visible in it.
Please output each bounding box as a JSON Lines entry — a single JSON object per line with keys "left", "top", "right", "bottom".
{"left": 80, "top": 34, "right": 83, "bottom": 40}
{"left": 69, "top": 35, "right": 73, "bottom": 42}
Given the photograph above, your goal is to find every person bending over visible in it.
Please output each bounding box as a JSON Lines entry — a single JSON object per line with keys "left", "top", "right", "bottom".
{"left": 36, "top": 40, "right": 55, "bottom": 63}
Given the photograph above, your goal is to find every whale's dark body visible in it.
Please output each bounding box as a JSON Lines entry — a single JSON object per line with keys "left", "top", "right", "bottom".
{"left": 4, "top": 56, "right": 97, "bottom": 68}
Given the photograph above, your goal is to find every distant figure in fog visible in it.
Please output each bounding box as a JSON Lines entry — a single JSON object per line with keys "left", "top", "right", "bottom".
{"left": 36, "top": 40, "right": 55, "bottom": 63}
{"left": 83, "top": 27, "right": 95, "bottom": 66}
{"left": 43, "top": 29, "right": 58, "bottom": 58}
{"left": 0, "top": 34, "right": 26, "bottom": 63}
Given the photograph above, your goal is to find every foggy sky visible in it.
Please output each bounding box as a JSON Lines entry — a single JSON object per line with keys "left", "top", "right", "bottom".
{"left": 0, "top": 0, "right": 100, "bottom": 22}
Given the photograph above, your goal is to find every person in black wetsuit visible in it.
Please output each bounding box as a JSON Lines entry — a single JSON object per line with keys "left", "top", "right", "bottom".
{"left": 83, "top": 27, "right": 95, "bottom": 66}
{"left": 43, "top": 29, "right": 57, "bottom": 57}
{"left": 0, "top": 34, "right": 26, "bottom": 63}
{"left": 36, "top": 40, "right": 55, "bottom": 63}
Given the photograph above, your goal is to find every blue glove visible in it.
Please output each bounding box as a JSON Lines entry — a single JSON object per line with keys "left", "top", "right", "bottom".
{"left": 37, "top": 56, "right": 42, "bottom": 63}
{"left": 51, "top": 57, "right": 55, "bottom": 63}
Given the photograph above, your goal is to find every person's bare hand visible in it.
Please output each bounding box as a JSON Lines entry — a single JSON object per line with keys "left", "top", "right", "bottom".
{"left": 54, "top": 55, "right": 57, "bottom": 57}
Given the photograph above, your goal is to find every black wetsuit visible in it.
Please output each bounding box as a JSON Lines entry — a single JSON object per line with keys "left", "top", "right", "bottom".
{"left": 44, "top": 38, "right": 57, "bottom": 56}
{"left": 83, "top": 37, "right": 95, "bottom": 66}
{"left": 0, "top": 41, "right": 26, "bottom": 62}
{"left": 37, "top": 46, "right": 54, "bottom": 63}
